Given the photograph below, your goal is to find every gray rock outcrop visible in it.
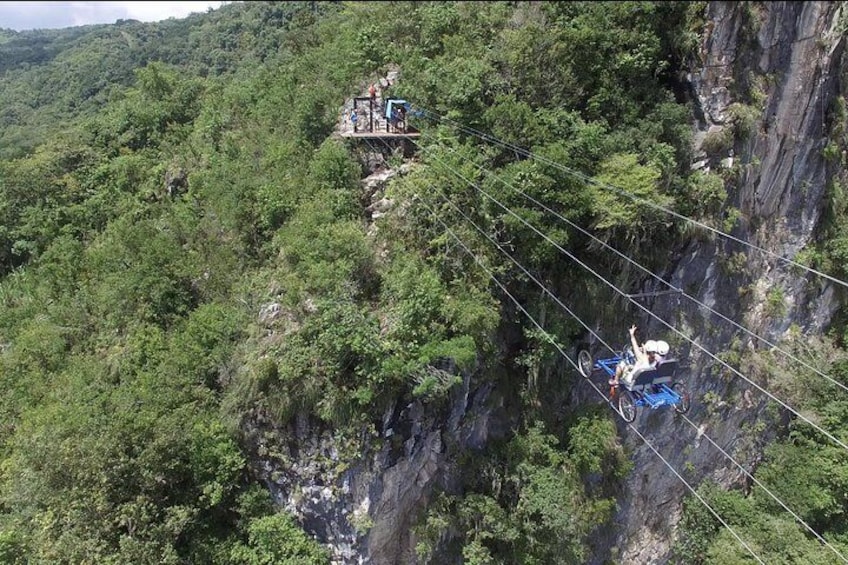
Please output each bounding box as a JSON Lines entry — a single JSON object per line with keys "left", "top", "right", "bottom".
{"left": 245, "top": 4, "right": 846, "bottom": 564}
{"left": 601, "top": 3, "right": 846, "bottom": 563}
{"left": 245, "top": 375, "right": 507, "bottom": 564}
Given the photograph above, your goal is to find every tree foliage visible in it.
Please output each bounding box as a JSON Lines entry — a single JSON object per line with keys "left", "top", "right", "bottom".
{"left": 5, "top": 1, "right": 828, "bottom": 563}
{"left": 673, "top": 339, "right": 848, "bottom": 563}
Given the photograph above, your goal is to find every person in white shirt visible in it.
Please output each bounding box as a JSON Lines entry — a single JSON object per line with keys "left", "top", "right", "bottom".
{"left": 610, "top": 325, "right": 661, "bottom": 387}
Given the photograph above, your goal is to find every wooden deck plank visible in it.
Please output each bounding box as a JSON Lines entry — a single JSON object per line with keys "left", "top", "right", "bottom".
{"left": 339, "top": 132, "right": 421, "bottom": 139}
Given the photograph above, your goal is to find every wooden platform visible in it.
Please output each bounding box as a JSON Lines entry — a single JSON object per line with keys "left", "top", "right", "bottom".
{"left": 340, "top": 131, "right": 420, "bottom": 139}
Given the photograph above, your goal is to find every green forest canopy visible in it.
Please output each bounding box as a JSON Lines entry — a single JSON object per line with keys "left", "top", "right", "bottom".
{"left": 0, "top": 1, "right": 847, "bottom": 563}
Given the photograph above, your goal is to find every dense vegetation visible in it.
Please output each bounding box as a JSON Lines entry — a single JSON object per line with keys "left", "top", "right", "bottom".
{"left": 1, "top": 1, "right": 847, "bottom": 563}
{"left": 672, "top": 335, "right": 848, "bottom": 563}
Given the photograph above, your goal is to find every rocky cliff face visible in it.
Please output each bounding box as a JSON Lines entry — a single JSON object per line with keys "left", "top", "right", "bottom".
{"left": 248, "top": 376, "right": 505, "bottom": 565}
{"left": 246, "top": 3, "right": 845, "bottom": 564}
{"left": 246, "top": 154, "right": 513, "bottom": 565}
{"left": 245, "top": 371, "right": 508, "bottom": 564}
{"left": 604, "top": 2, "right": 846, "bottom": 563}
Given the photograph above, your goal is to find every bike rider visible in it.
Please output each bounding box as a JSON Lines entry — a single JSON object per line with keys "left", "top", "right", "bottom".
{"left": 610, "top": 325, "right": 661, "bottom": 387}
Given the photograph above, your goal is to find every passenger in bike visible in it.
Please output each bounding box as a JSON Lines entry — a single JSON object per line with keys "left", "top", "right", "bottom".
{"left": 610, "top": 325, "right": 661, "bottom": 387}
{"left": 655, "top": 340, "right": 670, "bottom": 363}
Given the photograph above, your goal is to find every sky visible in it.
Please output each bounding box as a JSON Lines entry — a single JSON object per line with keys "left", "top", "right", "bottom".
{"left": 0, "top": 1, "right": 227, "bottom": 31}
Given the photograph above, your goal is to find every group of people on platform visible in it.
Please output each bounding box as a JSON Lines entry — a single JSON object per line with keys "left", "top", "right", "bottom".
{"left": 349, "top": 83, "right": 407, "bottom": 133}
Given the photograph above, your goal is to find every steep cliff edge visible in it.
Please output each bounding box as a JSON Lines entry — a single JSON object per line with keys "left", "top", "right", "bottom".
{"left": 606, "top": 2, "right": 846, "bottom": 562}
{"left": 243, "top": 4, "right": 847, "bottom": 563}
{"left": 244, "top": 375, "right": 507, "bottom": 564}
{"left": 244, "top": 154, "right": 515, "bottom": 565}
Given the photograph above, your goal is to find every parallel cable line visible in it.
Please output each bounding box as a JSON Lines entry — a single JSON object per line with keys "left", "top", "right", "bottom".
{"left": 409, "top": 163, "right": 847, "bottom": 561}
{"left": 408, "top": 136, "right": 848, "bottom": 455}
{"left": 411, "top": 105, "right": 848, "bottom": 292}
{"left": 362, "top": 138, "right": 614, "bottom": 353}
{"left": 414, "top": 194, "right": 766, "bottom": 565}
{"left": 679, "top": 415, "right": 848, "bottom": 562}
{"left": 423, "top": 137, "right": 848, "bottom": 397}
{"left": 625, "top": 422, "right": 766, "bottom": 564}
{"left": 424, "top": 196, "right": 616, "bottom": 354}
{"left": 369, "top": 122, "right": 837, "bottom": 561}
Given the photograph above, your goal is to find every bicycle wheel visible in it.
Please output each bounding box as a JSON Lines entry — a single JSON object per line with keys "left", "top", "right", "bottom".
{"left": 618, "top": 390, "right": 637, "bottom": 422}
{"left": 578, "top": 350, "right": 593, "bottom": 378}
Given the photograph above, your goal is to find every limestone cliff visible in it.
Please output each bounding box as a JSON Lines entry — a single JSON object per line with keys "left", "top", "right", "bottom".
{"left": 245, "top": 376, "right": 507, "bottom": 564}
{"left": 603, "top": 2, "right": 846, "bottom": 563}
{"left": 245, "top": 151, "right": 512, "bottom": 565}
{"left": 246, "top": 3, "right": 846, "bottom": 564}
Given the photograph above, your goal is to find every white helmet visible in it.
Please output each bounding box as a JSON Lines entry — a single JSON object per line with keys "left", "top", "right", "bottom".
{"left": 644, "top": 340, "right": 658, "bottom": 353}
{"left": 656, "top": 340, "right": 670, "bottom": 356}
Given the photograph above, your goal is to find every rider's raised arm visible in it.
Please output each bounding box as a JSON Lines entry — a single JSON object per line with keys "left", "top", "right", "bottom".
{"left": 629, "top": 325, "right": 648, "bottom": 364}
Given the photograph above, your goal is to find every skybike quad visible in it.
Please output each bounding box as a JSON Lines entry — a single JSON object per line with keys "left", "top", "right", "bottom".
{"left": 577, "top": 348, "right": 691, "bottom": 423}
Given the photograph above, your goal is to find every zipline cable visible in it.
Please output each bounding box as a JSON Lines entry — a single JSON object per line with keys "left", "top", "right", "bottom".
{"left": 407, "top": 136, "right": 848, "bottom": 455}
{"left": 679, "top": 414, "right": 848, "bottom": 562}
{"left": 412, "top": 200, "right": 616, "bottom": 353}
{"left": 366, "top": 127, "right": 840, "bottom": 561}
{"left": 413, "top": 193, "right": 766, "bottom": 565}
{"left": 362, "top": 138, "right": 614, "bottom": 352}
{"left": 411, "top": 105, "right": 848, "bottom": 292}
{"left": 407, "top": 163, "right": 847, "bottom": 561}
{"left": 423, "top": 136, "right": 848, "bottom": 398}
